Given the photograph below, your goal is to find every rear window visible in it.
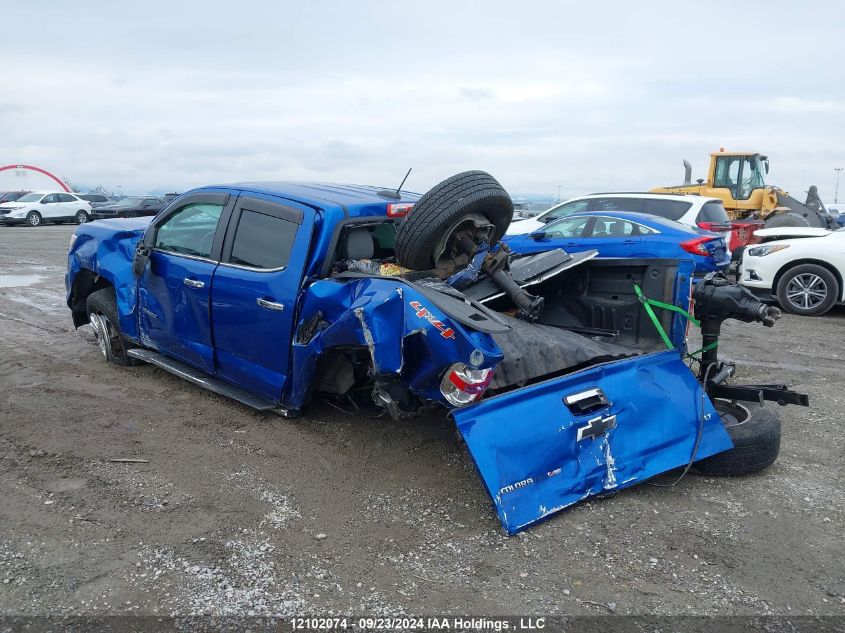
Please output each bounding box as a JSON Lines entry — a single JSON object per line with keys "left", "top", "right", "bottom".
{"left": 696, "top": 200, "right": 730, "bottom": 224}
{"left": 229, "top": 209, "right": 297, "bottom": 269}
{"left": 642, "top": 199, "right": 692, "bottom": 221}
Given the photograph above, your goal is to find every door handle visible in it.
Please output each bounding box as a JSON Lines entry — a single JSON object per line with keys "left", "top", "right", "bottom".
{"left": 183, "top": 278, "right": 205, "bottom": 288}
{"left": 256, "top": 297, "right": 285, "bottom": 311}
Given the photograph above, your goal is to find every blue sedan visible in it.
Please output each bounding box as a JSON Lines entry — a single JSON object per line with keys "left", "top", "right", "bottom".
{"left": 503, "top": 211, "right": 730, "bottom": 276}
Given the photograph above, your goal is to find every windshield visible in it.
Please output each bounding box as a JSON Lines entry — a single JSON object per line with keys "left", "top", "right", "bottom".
{"left": 17, "top": 193, "right": 44, "bottom": 202}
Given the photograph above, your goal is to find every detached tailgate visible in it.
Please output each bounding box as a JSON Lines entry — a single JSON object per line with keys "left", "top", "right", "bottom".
{"left": 453, "top": 350, "right": 732, "bottom": 534}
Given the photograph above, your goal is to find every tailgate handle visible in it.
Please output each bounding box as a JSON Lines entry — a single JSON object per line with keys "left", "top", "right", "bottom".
{"left": 563, "top": 388, "right": 609, "bottom": 415}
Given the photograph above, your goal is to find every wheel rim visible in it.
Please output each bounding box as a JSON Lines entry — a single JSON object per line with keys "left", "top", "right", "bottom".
{"left": 89, "top": 313, "right": 110, "bottom": 360}
{"left": 28, "top": 214, "right": 39, "bottom": 226}
{"left": 785, "top": 273, "right": 827, "bottom": 310}
{"left": 715, "top": 400, "right": 751, "bottom": 428}
{"left": 76, "top": 211, "right": 87, "bottom": 223}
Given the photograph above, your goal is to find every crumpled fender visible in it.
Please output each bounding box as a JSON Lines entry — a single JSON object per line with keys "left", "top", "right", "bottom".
{"left": 286, "top": 277, "right": 502, "bottom": 410}
{"left": 66, "top": 219, "right": 150, "bottom": 340}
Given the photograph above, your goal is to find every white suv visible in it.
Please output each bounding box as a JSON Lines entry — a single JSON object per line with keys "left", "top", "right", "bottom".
{"left": 506, "top": 192, "right": 735, "bottom": 255}
{"left": 0, "top": 191, "right": 93, "bottom": 226}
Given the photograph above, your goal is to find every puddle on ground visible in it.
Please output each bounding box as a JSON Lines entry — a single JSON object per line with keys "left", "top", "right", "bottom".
{"left": 0, "top": 274, "right": 44, "bottom": 288}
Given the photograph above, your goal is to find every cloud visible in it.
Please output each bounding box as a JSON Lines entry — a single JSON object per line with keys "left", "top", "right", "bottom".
{"left": 0, "top": 0, "right": 843, "bottom": 201}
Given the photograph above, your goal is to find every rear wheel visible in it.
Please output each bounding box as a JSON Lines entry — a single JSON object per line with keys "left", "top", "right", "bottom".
{"left": 25, "top": 211, "right": 42, "bottom": 227}
{"left": 694, "top": 400, "right": 780, "bottom": 476}
{"left": 395, "top": 171, "right": 513, "bottom": 271}
{"left": 75, "top": 210, "right": 90, "bottom": 224}
{"left": 86, "top": 288, "right": 139, "bottom": 366}
{"left": 776, "top": 264, "right": 838, "bottom": 316}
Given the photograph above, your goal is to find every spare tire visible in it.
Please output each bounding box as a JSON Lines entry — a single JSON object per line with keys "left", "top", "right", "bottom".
{"left": 694, "top": 400, "right": 781, "bottom": 476}
{"left": 395, "top": 171, "right": 513, "bottom": 271}
{"left": 765, "top": 212, "right": 811, "bottom": 228}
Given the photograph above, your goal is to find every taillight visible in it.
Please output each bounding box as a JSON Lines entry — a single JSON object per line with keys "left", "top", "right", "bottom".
{"left": 681, "top": 237, "right": 716, "bottom": 256}
{"left": 696, "top": 221, "right": 731, "bottom": 232}
{"left": 440, "top": 363, "right": 495, "bottom": 406}
{"left": 386, "top": 203, "right": 414, "bottom": 217}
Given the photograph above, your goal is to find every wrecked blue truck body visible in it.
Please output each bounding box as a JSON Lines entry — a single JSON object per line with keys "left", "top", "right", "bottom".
{"left": 66, "top": 175, "right": 805, "bottom": 534}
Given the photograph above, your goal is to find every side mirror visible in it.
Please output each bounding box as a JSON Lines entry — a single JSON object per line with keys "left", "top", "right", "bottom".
{"left": 529, "top": 231, "right": 547, "bottom": 240}
{"left": 540, "top": 216, "right": 555, "bottom": 224}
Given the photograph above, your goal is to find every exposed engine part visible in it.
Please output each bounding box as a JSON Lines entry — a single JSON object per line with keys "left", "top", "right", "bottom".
{"left": 693, "top": 272, "right": 781, "bottom": 379}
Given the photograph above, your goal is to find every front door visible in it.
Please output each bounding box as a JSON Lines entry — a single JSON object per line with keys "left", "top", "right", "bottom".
{"left": 39, "top": 193, "right": 62, "bottom": 219}
{"left": 210, "top": 194, "right": 313, "bottom": 401}
{"left": 138, "top": 193, "right": 231, "bottom": 373}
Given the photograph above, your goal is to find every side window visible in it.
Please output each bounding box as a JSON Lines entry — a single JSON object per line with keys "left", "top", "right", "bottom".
{"left": 544, "top": 215, "right": 590, "bottom": 238}
{"left": 58, "top": 193, "right": 76, "bottom": 202}
{"left": 589, "top": 217, "right": 636, "bottom": 237}
{"left": 589, "top": 197, "right": 644, "bottom": 212}
{"left": 644, "top": 199, "right": 692, "bottom": 221}
{"left": 696, "top": 201, "right": 729, "bottom": 224}
{"left": 143, "top": 198, "right": 160, "bottom": 207}
{"left": 542, "top": 199, "right": 590, "bottom": 223}
{"left": 43, "top": 194, "right": 59, "bottom": 203}
{"left": 154, "top": 202, "right": 224, "bottom": 258}
{"left": 636, "top": 224, "right": 659, "bottom": 235}
{"left": 228, "top": 208, "right": 297, "bottom": 269}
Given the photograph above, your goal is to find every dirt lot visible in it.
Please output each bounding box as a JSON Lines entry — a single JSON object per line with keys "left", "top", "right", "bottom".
{"left": 1, "top": 224, "right": 843, "bottom": 619}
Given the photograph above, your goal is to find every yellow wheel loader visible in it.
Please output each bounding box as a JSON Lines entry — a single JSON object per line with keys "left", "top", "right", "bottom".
{"left": 651, "top": 150, "right": 834, "bottom": 229}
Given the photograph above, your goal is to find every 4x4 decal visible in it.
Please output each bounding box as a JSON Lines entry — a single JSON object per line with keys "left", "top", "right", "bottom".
{"left": 409, "top": 300, "right": 455, "bottom": 339}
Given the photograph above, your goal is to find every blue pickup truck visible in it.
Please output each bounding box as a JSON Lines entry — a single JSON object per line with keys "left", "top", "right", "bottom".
{"left": 66, "top": 171, "right": 806, "bottom": 534}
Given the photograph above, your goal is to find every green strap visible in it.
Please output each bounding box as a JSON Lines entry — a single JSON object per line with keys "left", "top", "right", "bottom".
{"left": 633, "top": 284, "right": 704, "bottom": 352}
{"left": 633, "top": 284, "right": 675, "bottom": 349}
{"left": 685, "top": 340, "right": 718, "bottom": 360}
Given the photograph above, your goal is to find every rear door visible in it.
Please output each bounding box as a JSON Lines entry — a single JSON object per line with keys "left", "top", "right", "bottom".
{"left": 138, "top": 192, "right": 232, "bottom": 372}
{"left": 453, "top": 350, "right": 733, "bottom": 534}
{"left": 210, "top": 194, "right": 314, "bottom": 401}
{"left": 57, "top": 193, "right": 79, "bottom": 218}
{"left": 583, "top": 215, "right": 642, "bottom": 257}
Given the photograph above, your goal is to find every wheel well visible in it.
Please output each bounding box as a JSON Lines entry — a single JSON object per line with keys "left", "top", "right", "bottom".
{"left": 69, "top": 269, "right": 113, "bottom": 328}
{"left": 773, "top": 259, "right": 843, "bottom": 299}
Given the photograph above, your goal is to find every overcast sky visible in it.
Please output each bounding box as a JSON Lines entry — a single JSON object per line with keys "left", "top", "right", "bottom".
{"left": 2, "top": 1, "right": 844, "bottom": 202}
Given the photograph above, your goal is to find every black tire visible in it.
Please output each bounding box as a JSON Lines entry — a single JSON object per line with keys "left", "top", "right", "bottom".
{"left": 694, "top": 400, "right": 780, "bottom": 476}
{"left": 765, "top": 212, "right": 810, "bottom": 228}
{"left": 395, "top": 171, "right": 513, "bottom": 270}
{"left": 85, "top": 288, "right": 139, "bottom": 366}
{"left": 75, "top": 210, "right": 90, "bottom": 224}
{"left": 25, "top": 211, "right": 42, "bottom": 227}
{"left": 776, "top": 263, "right": 839, "bottom": 316}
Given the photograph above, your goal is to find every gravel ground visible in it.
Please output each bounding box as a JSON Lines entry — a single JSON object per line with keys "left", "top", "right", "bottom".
{"left": 0, "top": 224, "right": 843, "bottom": 619}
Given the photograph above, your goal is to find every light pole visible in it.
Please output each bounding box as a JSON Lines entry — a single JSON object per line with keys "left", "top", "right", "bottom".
{"left": 835, "top": 168, "right": 843, "bottom": 204}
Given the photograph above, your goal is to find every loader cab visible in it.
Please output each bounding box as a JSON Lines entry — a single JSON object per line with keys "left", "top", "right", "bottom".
{"left": 710, "top": 152, "right": 769, "bottom": 200}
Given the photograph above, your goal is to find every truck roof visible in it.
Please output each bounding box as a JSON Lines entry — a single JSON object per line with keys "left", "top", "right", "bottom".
{"left": 212, "top": 182, "right": 421, "bottom": 218}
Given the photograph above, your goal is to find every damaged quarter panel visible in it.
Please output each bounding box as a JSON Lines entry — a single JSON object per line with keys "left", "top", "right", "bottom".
{"left": 453, "top": 349, "right": 733, "bottom": 534}
{"left": 288, "top": 277, "right": 503, "bottom": 410}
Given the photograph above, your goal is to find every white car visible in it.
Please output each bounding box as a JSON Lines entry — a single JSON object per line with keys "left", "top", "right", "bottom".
{"left": 740, "top": 226, "right": 845, "bottom": 316}
{"left": 506, "top": 192, "right": 737, "bottom": 256}
{"left": 0, "top": 191, "right": 93, "bottom": 227}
